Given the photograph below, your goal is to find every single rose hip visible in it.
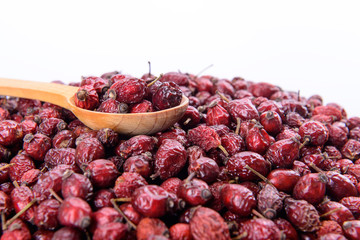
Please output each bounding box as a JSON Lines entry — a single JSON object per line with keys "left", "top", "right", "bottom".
{"left": 115, "top": 135, "right": 157, "bottom": 159}
{"left": 113, "top": 172, "right": 147, "bottom": 198}
{"left": 293, "top": 172, "right": 327, "bottom": 205}
{"left": 227, "top": 98, "right": 259, "bottom": 121}
{"left": 188, "top": 156, "right": 219, "bottom": 183}
{"left": 189, "top": 206, "right": 231, "bottom": 240}
{"left": 131, "top": 185, "right": 172, "bottom": 218}
{"left": 9, "top": 153, "right": 35, "bottom": 183}
{"left": 206, "top": 101, "right": 230, "bottom": 126}
{"left": 52, "top": 130, "right": 76, "bottom": 148}
{"left": 273, "top": 218, "right": 299, "bottom": 240}
{"left": 257, "top": 183, "right": 285, "bottom": 219}
{"left": 328, "top": 123, "right": 349, "bottom": 147}
{"left": 123, "top": 153, "right": 153, "bottom": 178}
{"left": 284, "top": 198, "right": 321, "bottom": 232}
{"left": 23, "top": 133, "right": 51, "bottom": 161}
{"left": 343, "top": 220, "right": 360, "bottom": 240}
{"left": 316, "top": 220, "right": 343, "bottom": 237}
{"left": 57, "top": 196, "right": 92, "bottom": 229}
{"left": 90, "top": 207, "right": 123, "bottom": 233}
{"left": 179, "top": 106, "right": 201, "bottom": 129}
{"left": 19, "top": 119, "right": 37, "bottom": 135}
{"left": 265, "top": 137, "right": 300, "bottom": 168}
{"left": 52, "top": 227, "right": 84, "bottom": 240}
{"left": 93, "top": 222, "right": 128, "bottom": 240}
{"left": 0, "top": 219, "right": 31, "bottom": 240}
{"left": 75, "top": 137, "right": 105, "bottom": 168}
{"left": 108, "top": 77, "right": 146, "bottom": 104}
{"left": 340, "top": 197, "right": 360, "bottom": 218}
{"left": 169, "top": 223, "right": 191, "bottom": 240}
{"left": 259, "top": 110, "right": 282, "bottom": 136}
{"left": 318, "top": 200, "right": 354, "bottom": 225}
{"left": 188, "top": 125, "right": 227, "bottom": 154}
{"left": 208, "top": 181, "right": 227, "bottom": 212}
{"left": 178, "top": 177, "right": 212, "bottom": 206}
{"left": 37, "top": 117, "right": 67, "bottom": 137}
{"left": 83, "top": 159, "right": 119, "bottom": 188}
{"left": 246, "top": 125, "right": 275, "bottom": 155}
{"left": 130, "top": 99, "right": 154, "bottom": 113}
{"left": 267, "top": 169, "right": 300, "bottom": 193}
{"left": 325, "top": 171, "right": 358, "bottom": 200}
{"left": 226, "top": 151, "right": 270, "bottom": 181}
{"left": 119, "top": 202, "right": 143, "bottom": 226}
{"left": 80, "top": 76, "right": 110, "bottom": 95}
{"left": 220, "top": 183, "right": 256, "bottom": 217}
{"left": 299, "top": 120, "right": 329, "bottom": 146}
{"left": 160, "top": 72, "right": 190, "bottom": 86}
{"left": 281, "top": 99, "right": 308, "bottom": 117}
{"left": 92, "top": 189, "right": 115, "bottom": 210}
{"left": 74, "top": 85, "right": 99, "bottom": 110}
{"left": 248, "top": 82, "right": 280, "bottom": 98}
{"left": 37, "top": 107, "right": 62, "bottom": 120}
{"left": 97, "top": 98, "right": 129, "bottom": 114}
{"left": 20, "top": 168, "right": 41, "bottom": 186}
{"left": 11, "top": 185, "right": 36, "bottom": 222}
{"left": 44, "top": 147, "right": 77, "bottom": 169}
{"left": 0, "top": 120, "right": 24, "bottom": 146}
{"left": 239, "top": 218, "right": 282, "bottom": 240}
{"left": 154, "top": 139, "right": 187, "bottom": 180}
{"left": 276, "top": 126, "right": 300, "bottom": 141}
{"left": 61, "top": 170, "right": 93, "bottom": 200}
{"left": 136, "top": 218, "right": 170, "bottom": 240}
{"left": 341, "top": 139, "right": 360, "bottom": 160}
{"left": 220, "top": 132, "right": 245, "bottom": 156}
{"left": 157, "top": 128, "right": 189, "bottom": 147}
{"left": 34, "top": 199, "right": 60, "bottom": 230}
{"left": 152, "top": 81, "right": 183, "bottom": 110}
{"left": 312, "top": 105, "right": 343, "bottom": 121}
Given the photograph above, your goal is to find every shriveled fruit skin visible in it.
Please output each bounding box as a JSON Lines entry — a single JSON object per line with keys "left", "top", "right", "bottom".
{"left": 239, "top": 218, "right": 282, "bottom": 240}
{"left": 284, "top": 198, "right": 321, "bottom": 232}
{"left": 136, "top": 217, "right": 170, "bottom": 240}
{"left": 189, "top": 207, "right": 231, "bottom": 240}
{"left": 57, "top": 197, "right": 92, "bottom": 229}
{"left": 154, "top": 139, "right": 187, "bottom": 180}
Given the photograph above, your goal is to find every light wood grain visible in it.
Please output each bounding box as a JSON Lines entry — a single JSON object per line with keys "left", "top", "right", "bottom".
{"left": 0, "top": 78, "right": 189, "bottom": 135}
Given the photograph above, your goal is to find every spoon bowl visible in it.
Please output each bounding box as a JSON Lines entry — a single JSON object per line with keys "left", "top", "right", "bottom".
{"left": 0, "top": 78, "right": 189, "bottom": 135}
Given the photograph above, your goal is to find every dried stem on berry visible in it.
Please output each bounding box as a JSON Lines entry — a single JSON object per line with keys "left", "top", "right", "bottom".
{"left": 110, "top": 198, "right": 137, "bottom": 230}
{"left": 4, "top": 198, "right": 37, "bottom": 229}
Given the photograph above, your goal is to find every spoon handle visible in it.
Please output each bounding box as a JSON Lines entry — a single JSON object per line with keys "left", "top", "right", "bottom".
{"left": 0, "top": 78, "right": 78, "bottom": 109}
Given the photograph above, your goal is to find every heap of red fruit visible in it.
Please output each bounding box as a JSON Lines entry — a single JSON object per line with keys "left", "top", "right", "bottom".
{"left": 74, "top": 72, "right": 183, "bottom": 113}
{"left": 1, "top": 69, "right": 360, "bottom": 240}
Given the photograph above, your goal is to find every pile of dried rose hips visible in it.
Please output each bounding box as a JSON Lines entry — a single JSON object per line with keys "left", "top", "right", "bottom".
{"left": 1, "top": 70, "right": 360, "bottom": 240}
{"left": 73, "top": 72, "right": 183, "bottom": 113}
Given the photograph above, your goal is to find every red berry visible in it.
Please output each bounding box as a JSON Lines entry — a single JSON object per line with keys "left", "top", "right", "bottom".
{"left": 57, "top": 196, "right": 92, "bottom": 229}
{"left": 74, "top": 85, "right": 99, "bottom": 110}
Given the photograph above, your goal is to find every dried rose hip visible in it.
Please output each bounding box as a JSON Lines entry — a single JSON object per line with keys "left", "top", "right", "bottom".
{"left": 80, "top": 76, "right": 110, "bottom": 95}
{"left": 284, "top": 198, "right": 321, "bottom": 232}
{"left": 260, "top": 110, "right": 282, "bottom": 136}
{"left": 0, "top": 120, "right": 24, "bottom": 146}
{"left": 116, "top": 135, "right": 157, "bottom": 159}
{"left": 44, "top": 147, "right": 77, "bottom": 169}
{"left": 154, "top": 139, "right": 187, "bottom": 180}
{"left": 226, "top": 151, "right": 270, "bottom": 181}
{"left": 92, "top": 189, "right": 116, "bottom": 210}
{"left": 220, "top": 183, "right": 256, "bottom": 217}
{"left": 1, "top": 219, "right": 31, "bottom": 240}
{"left": 265, "top": 137, "right": 300, "bottom": 168}
{"left": 257, "top": 183, "right": 284, "bottom": 219}
{"left": 90, "top": 207, "right": 123, "bottom": 234}
{"left": 93, "top": 222, "right": 128, "bottom": 240}
{"left": 34, "top": 199, "right": 60, "bottom": 230}
{"left": 293, "top": 173, "right": 327, "bottom": 205}
{"left": 178, "top": 177, "right": 212, "bottom": 206}
{"left": 37, "top": 117, "right": 67, "bottom": 137}
{"left": 123, "top": 153, "right": 153, "bottom": 178}
{"left": 108, "top": 77, "right": 147, "bottom": 104}
{"left": 113, "top": 172, "right": 148, "bottom": 198}
{"left": 239, "top": 218, "right": 282, "bottom": 240}
{"left": 9, "top": 153, "right": 35, "bottom": 183}
{"left": 11, "top": 185, "right": 36, "bottom": 222}
{"left": 188, "top": 156, "right": 219, "bottom": 183}
{"left": 131, "top": 185, "right": 171, "bottom": 218}
{"left": 84, "top": 159, "right": 119, "bottom": 188}
{"left": 267, "top": 169, "right": 300, "bottom": 193}
{"left": 74, "top": 85, "right": 99, "bottom": 110}
{"left": 52, "top": 130, "right": 76, "bottom": 148}
{"left": 343, "top": 220, "right": 360, "bottom": 240}
{"left": 23, "top": 133, "right": 52, "bottom": 161}
{"left": 152, "top": 81, "right": 183, "bottom": 110}
{"left": 169, "top": 223, "right": 192, "bottom": 240}
{"left": 57, "top": 196, "right": 92, "bottom": 229}
{"left": 317, "top": 200, "right": 354, "bottom": 225}
{"left": 298, "top": 120, "right": 329, "bottom": 146}
{"left": 246, "top": 125, "right": 275, "bottom": 155}
{"left": 136, "top": 218, "right": 169, "bottom": 240}
{"left": 61, "top": 170, "right": 93, "bottom": 201}
{"left": 189, "top": 206, "right": 231, "bottom": 240}
{"left": 75, "top": 137, "right": 105, "bottom": 168}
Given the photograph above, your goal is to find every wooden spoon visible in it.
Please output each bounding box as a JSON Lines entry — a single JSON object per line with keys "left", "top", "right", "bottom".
{"left": 0, "top": 78, "right": 189, "bottom": 135}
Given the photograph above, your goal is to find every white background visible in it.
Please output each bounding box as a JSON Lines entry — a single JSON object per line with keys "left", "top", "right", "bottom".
{"left": 1, "top": 1, "right": 360, "bottom": 117}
